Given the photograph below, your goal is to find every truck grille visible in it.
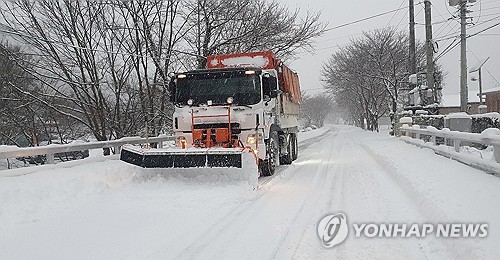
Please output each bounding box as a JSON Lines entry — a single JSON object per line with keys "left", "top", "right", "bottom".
{"left": 194, "top": 123, "right": 241, "bottom": 134}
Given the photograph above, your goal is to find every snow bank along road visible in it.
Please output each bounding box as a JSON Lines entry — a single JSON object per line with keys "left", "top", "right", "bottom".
{"left": 1, "top": 125, "right": 499, "bottom": 259}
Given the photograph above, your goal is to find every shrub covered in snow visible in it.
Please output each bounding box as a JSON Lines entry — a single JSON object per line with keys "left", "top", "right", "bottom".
{"left": 413, "top": 115, "right": 445, "bottom": 130}
{"left": 471, "top": 113, "right": 500, "bottom": 134}
{"left": 412, "top": 113, "right": 500, "bottom": 133}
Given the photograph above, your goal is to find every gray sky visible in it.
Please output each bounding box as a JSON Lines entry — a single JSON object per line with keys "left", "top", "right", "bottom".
{"left": 286, "top": 0, "right": 500, "bottom": 98}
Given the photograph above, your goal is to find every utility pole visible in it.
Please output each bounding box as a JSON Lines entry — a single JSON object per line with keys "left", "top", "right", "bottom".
{"left": 197, "top": 0, "right": 202, "bottom": 68}
{"left": 409, "top": 0, "right": 416, "bottom": 75}
{"left": 460, "top": 0, "right": 468, "bottom": 112}
{"left": 424, "top": 0, "right": 435, "bottom": 104}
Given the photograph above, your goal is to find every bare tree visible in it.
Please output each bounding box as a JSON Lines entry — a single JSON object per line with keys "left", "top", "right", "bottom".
{"left": 115, "top": 0, "right": 192, "bottom": 138}
{"left": 0, "top": 41, "right": 87, "bottom": 148}
{"left": 0, "top": 1, "right": 191, "bottom": 152}
{"left": 322, "top": 28, "right": 442, "bottom": 131}
{"left": 1, "top": 1, "right": 118, "bottom": 154}
{"left": 186, "top": 0, "right": 327, "bottom": 68}
{"left": 300, "top": 92, "right": 334, "bottom": 128}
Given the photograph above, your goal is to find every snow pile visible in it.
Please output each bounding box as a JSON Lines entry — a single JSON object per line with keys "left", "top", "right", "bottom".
{"left": 472, "top": 112, "right": 500, "bottom": 119}
{"left": 445, "top": 112, "right": 472, "bottom": 119}
{"left": 0, "top": 157, "right": 258, "bottom": 260}
{"left": 415, "top": 109, "right": 429, "bottom": 115}
{"left": 351, "top": 127, "right": 500, "bottom": 259}
{"left": 0, "top": 159, "right": 138, "bottom": 226}
{"left": 298, "top": 125, "right": 331, "bottom": 142}
{"left": 399, "top": 117, "right": 412, "bottom": 124}
{"left": 219, "top": 55, "right": 269, "bottom": 68}
{"left": 401, "top": 135, "right": 500, "bottom": 173}
{"left": 0, "top": 153, "right": 258, "bottom": 227}
{"left": 0, "top": 145, "right": 20, "bottom": 152}
{"left": 480, "top": 127, "right": 500, "bottom": 138}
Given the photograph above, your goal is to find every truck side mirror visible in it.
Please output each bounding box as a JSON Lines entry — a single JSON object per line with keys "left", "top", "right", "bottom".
{"left": 270, "top": 89, "right": 279, "bottom": 98}
{"left": 262, "top": 74, "right": 278, "bottom": 98}
{"left": 168, "top": 78, "right": 176, "bottom": 103}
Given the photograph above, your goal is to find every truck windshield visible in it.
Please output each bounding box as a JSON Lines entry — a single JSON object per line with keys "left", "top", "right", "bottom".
{"left": 175, "top": 72, "right": 261, "bottom": 106}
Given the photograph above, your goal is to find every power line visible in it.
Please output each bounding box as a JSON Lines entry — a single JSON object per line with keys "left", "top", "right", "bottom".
{"left": 468, "top": 21, "right": 500, "bottom": 37}
{"left": 479, "top": 0, "right": 500, "bottom": 5}
{"left": 395, "top": 7, "right": 409, "bottom": 29}
{"left": 468, "top": 46, "right": 500, "bottom": 87}
{"left": 477, "top": 6, "right": 500, "bottom": 12}
{"left": 386, "top": 0, "right": 406, "bottom": 28}
{"left": 323, "top": 2, "right": 423, "bottom": 32}
{"left": 435, "top": 36, "right": 460, "bottom": 61}
{"left": 431, "top": 1, "right": 458, "bottom": 39}
{"left": 475, "top": 0, "right": 483, "bottom": 24}
{"left": 435, "top": 21, "right": 500, "bottom": 61}
{"left": 316, "top": 33, "right": 363, "bottom": 43}
{"left": 476, "top": 33, "right": 500, "bottom": 36}
{"left": 316, "top": 42, "right": 351, "bottom": 51}
{"left": 468, "top": 15, "right": 500, "bottom": 29}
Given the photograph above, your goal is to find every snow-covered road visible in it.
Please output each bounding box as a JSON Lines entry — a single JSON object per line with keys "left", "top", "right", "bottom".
{"left": 1, "top": 125, "right": 499, "bottom": 259}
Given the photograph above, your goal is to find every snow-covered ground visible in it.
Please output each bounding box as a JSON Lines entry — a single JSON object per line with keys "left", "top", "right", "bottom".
{"left": 1, "top": 125, "right": 499, "bottom": 259}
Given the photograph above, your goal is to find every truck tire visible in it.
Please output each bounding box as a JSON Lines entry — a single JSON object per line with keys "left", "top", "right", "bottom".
{"left": 280, "top": 134, "right": 293, "bottom": 165}
{"left": 291, "top": 133, "right": 298, "bottom": 161}
{"left": 260, "top": 132, "right": 279, "bottom": 176}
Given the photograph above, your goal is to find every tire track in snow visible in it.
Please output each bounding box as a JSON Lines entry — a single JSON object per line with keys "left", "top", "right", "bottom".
{"left": 257, "top": 127, "right": 336, "bottom": 188}
{"left": 358, "top": 141, "right": 481, "bottom": 260}
{"left": 168, "top": 129, "right": 339, "bottom": 259}
{"left": 184, "top": 131, "right": 339, "bottom": 258}
{"left": 312, "top": 127, "right": 435, "bottom": 259}
{"left": 270, "top": 130, "right": 344, "bottom": 259}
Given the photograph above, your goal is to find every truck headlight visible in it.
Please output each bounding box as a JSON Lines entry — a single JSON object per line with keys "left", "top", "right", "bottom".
{"left": 247, "top": 134, "right": 256, "bottom": 144}
{"left": 247, "top": 133, "right": 262, "bottom": 144}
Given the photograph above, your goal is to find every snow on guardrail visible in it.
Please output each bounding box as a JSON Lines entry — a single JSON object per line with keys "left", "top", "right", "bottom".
{"left": 0, "top": 135, "right": 174, "bottom": 164}
{"left": 399, "top": 125, "right": 500, "bottom": 173}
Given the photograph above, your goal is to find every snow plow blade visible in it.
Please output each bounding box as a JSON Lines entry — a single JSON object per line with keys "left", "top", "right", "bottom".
{"left": 120, "top": 145, "right": 243, "bottom": 168}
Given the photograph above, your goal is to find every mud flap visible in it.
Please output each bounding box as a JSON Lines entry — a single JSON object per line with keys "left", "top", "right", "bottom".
{"left": 120, "top": 146, "right": 242, "bottom": 168}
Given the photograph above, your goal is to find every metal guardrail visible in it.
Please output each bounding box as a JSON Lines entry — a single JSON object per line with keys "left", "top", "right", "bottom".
{"left": 399, "top": 125, "right": 500, "bottom": 163}
{"left": 0, "top": 135, "right": 175, "bottom": 164}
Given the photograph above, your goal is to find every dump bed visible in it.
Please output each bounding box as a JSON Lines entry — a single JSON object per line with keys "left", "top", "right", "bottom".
{"left": 280, "top": 64, "right": 301, "bottom": 104}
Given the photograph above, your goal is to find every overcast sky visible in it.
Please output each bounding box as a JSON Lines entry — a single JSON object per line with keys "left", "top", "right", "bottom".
{"left": 286, "top": 0, "right": 500, "bottom": 99}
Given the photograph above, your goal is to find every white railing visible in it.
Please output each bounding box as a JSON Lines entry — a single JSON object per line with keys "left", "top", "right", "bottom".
{"left": 0, "top": 135, "right": 174, "bottom": 164}
{"left": 399, "top": 125, "right": 500, "bottom": 173}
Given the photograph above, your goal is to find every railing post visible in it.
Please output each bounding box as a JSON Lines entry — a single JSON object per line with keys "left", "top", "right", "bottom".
{"left": 454, "top": 139, "right": 461, "bottom": 153}
{"left": 431, "top": 135, "right": 437, "bottom": 146}
{"left": 416, "top": 132, "right": 420, "bottom": 140}
{"left": 114, "top": 145, "right": 121, "bottom": 154}
{"left": 494, "top": 145, "right": 500, "bottom": 163}
{"left": 46, "top": 153, "right": 54, "bottom": 164}
{"left": 158, "top": 141, "right": 163, "bottom": 149}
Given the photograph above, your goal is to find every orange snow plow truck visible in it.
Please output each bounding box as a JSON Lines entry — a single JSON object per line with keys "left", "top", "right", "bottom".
{"left": 120, "top": 51, "right": 301, "bottom": 176}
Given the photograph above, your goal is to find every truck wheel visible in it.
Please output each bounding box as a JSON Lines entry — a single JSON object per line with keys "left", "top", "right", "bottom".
{"left": 291, "top": 133, "right": 298, "bottom": 161}
{"left": 260, "top": 132, "right": 279, "bottom": 176}
{"left": 280, "top": 134, "right": 293, "bottom": 165}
